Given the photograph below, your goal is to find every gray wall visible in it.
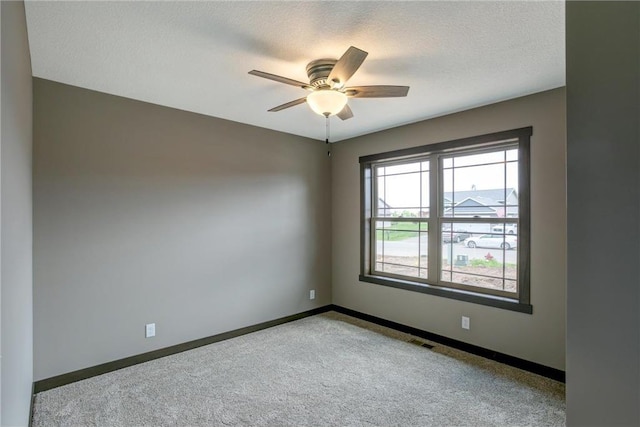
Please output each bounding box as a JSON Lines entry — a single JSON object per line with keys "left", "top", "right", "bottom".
{"left": 566, "top": 2, "right": 639, "bottom": 425}
{"left": 332, "top": 88, "right": 566, "bottom": 370}
{"left": 33, "top": 79, "right": 331, "bottom": 380}
{"left": 1, "top": 1, "right": 34, "bottom": 426}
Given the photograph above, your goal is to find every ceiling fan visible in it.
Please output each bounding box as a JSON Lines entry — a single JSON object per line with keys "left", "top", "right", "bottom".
{"left": 249, "top": 46, "right": 409, "bottom": 120}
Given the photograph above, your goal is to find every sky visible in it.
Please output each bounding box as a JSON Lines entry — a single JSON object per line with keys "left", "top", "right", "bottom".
{"left": 377, "top": 148, "right": 518, "bottom": 210}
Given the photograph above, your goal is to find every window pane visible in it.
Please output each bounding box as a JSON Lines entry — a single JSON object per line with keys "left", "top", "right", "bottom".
{"left": 376, "top": 176, "right": 389, "bottom": 217}
{"left": 442, "top": 148, "right": 519, "bottom": 220}
{"left": 449, "top": 272, "right": 505, "bottom": 291}
{"left": 453, "top": 150, "right": 504, "bottom": 168}
{"left": 453, "top": 163, "right": 505, "bottom": 202}
{"left": 375, "top": 220, "right": 423, "bottom": 241}
{"left": 421, "top": 172, "right": 430, "bottom": 217}
{"left": 374, "top": 220, "right": 428, "bottom": 280}
{"left": 384, "top": 162, "right": 421, "bottom": 175}
{"left": 441, "top": 270, "right": 452, "bottom": 282}
{"left": 383, "top": 172, "right": 421, "bottom": 212}
{"left": 377, "top": 176, "right": 385, "bottom": 198}
{"left": 442, "top": 168, "right": 454, "bottom": 215}
{"left": 420, "top": 230, "right": 428, "bottom": 277}
{"left": 441, "top": 226, "right": 518, "bottom": 294}
{"left": 505, "top": 161, "right": 519, "bottom": 217}
{"left": 380, "top": 265, "right": 420, "bottom": 277}
{"left": 441, "top": 222, "right": 472, "bottom": 244}
{"left": 376, "top": 159, "right": 430, "bottom": 219}
{"left": 490, "top": 222, "right": 518, "bottom": 236}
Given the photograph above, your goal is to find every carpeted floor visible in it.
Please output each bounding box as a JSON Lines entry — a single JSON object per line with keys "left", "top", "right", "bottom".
{"left": 33, "top": 312, "right": 565, "bottom": 426}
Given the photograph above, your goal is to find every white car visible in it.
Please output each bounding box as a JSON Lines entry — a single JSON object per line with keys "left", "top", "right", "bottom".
{"left": 491, "top": 224, "right": 518, "bottom": 235}
{"left": 464, "top": 234, "right": 518, "bottom": 250}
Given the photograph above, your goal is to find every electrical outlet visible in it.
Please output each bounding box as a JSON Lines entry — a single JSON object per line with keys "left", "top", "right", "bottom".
{"left": 461, "top": 316, "right": 470, "bottom": 330}
{"left": 309, "top": 290, "right": 316, "bottom": 300}
{"left": 145, "top": 323, "right": 156, "bottom": 338}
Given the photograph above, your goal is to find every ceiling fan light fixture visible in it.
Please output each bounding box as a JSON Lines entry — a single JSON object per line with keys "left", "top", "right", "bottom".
{"left": 306, "top": 90, "right": 348, "bottom": 117}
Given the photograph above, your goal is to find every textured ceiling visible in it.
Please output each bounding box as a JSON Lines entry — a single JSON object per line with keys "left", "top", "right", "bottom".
{"left": 24, "top": 1, "right": 565, "bottom": 142}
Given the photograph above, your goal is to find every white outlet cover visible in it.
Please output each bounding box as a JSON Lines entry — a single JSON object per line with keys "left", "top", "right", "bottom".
{"left": 462, "top": 316, "right": 470, "bottom": 330}
{"left": 145, "top": 323, "right": 156, "bottom": 338}
{"left": 309, "top": 290, "right": 316, "bottom": 300}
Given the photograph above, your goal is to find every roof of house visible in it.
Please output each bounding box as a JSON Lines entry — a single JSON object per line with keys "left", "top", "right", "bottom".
{"left": 443, "top": 188, "right": 517, "bottom": 205}
{"left": 378, "top": 198, "right": 392, "bottom": 209}
{"left": 444, "top": 197, "right": 500, "bottom": 215}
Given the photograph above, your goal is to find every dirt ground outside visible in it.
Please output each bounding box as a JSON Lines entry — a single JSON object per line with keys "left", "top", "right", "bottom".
{"left": 376, "top": 256, "right": 517, "bottom": 293}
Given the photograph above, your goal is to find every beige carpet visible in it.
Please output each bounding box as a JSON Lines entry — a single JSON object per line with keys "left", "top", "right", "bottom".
{"left": 33, "top": 312, "right": 565, "bottom": 426}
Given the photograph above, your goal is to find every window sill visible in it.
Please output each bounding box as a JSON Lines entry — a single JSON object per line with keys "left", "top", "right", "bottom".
{"left": 358, "top": 274, "right": 533, "bottom": 314}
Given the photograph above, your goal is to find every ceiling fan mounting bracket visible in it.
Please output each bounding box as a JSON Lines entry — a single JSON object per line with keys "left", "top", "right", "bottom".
{"left": 306, "top": 58, "right": 337, "bottom": 88}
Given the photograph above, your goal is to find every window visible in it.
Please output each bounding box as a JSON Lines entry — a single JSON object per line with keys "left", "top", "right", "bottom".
{"left": 360, "top": 127, "right": 532, "bottom": 313}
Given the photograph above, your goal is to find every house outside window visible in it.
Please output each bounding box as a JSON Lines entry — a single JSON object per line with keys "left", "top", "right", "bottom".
{"left": 360, "top": 127, "right": 532, "bottom": 313}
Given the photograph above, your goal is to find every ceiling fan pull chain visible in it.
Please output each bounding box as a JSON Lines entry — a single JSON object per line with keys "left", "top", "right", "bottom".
{"left": 326, "top": 115, "right": 330, "bottom": 142}
{"left": 326, "top": 115, "right": 332, "bottom": 157}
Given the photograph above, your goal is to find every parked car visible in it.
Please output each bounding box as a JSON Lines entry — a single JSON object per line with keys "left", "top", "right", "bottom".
{"left": 442, "top": 230, "right": 471, "bottom": 243}
{"left": 491, "top": 224, "right": 518, "bottom": 235}
{"left": 464, "top": 234, "right": 518, "bottom": 250}
{"left": 447, "top": 223, "right": 518, "bottom": 235}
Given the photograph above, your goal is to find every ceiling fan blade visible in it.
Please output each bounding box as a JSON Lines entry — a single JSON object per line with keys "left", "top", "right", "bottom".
{"left": 268, "top": 97, "right": 307, "bottom": 112}
{"left": 249, "top": 70, "right": 312, "bottom": 90}
{"left": 337, "top": 104, "right": 354, "bottom": 120}
{"left": 327, "top": 46, "right": 368, "bottom": 88}
{"left": 345, "top": 85, "right": 410, "bottom": 98}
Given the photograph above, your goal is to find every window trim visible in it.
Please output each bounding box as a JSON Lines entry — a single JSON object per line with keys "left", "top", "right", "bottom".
{"left": 359, "top": 127, "right": 532, "bottom": 314}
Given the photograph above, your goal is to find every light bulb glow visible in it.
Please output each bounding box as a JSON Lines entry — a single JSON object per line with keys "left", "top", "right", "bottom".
{"left": 306, "top": 90, "right": 348, "bottom": 116}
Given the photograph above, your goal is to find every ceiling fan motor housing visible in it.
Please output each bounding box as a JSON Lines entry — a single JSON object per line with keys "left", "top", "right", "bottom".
{"left": 306, "top": 59, "right": 338, "bottom": 88}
